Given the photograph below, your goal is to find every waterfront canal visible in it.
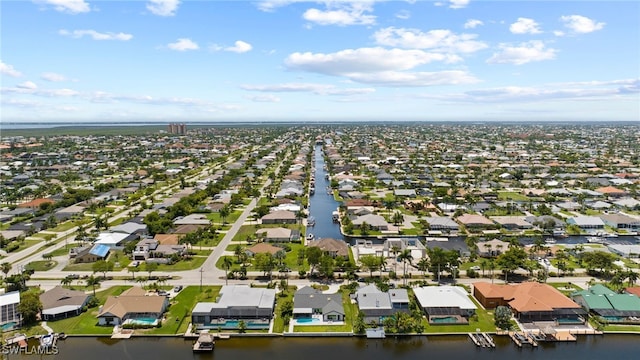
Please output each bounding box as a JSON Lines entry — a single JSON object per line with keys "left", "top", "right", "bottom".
{"left": 41, "top": 333, "right": 638, "bottom": 359}
{"left": 307, "top": 144, "right": 343, "bottom": 241}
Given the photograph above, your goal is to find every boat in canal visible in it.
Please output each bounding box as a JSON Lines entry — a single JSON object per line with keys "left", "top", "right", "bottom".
{"left": 39, "top": 333, "right": 55, "bottom": 349}
{"left": 193, "top": 332, "right": 215, "bottom": 352}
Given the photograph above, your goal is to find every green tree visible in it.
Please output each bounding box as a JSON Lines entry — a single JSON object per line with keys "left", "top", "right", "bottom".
{"left": 306, "top": 246, "right": 323, "bottom": 274}
{"left": 219, "top": 205, "right": 231, "bottom": 225}
{"left": 359, "top": 255, "right": 382, "bottom": 278}
{"left": 494, "top": 305, "right": 512, "bottom": 330}
{"left": 318, "top": 255, "right": 336, "bottom": 279}
{"left": 398, "top": 249, "right": 413, "bottom": 286}
{"left": 61, "top": 276, "right": 73, "bottom": 288}
{"left": 92, "top": 260, "right": 113, "bottom": 279}
{"left": 17, "top": 289, "right": 43, "bottom": 325}
{"left": 496, "top": 246, "right": 528, "bottom": 283}
{"left": 222, "top": 256, "right": 233, "bottom": 285}
{"left": 86, "top": 275, "right": 101, "bottom": 296}
{"left": 145, "top": 262, "right": 159, "bottom": 280}
{"left": 1, "top": 262, "right": 11, "bottom": 278}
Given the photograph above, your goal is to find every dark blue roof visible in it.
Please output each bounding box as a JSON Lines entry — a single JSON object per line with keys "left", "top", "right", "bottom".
{"left": 89, "top": 244, "right": 110, "bottom": 258}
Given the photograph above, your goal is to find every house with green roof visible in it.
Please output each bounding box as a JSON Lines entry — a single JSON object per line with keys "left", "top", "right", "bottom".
{"left": 571, "top": 284, "right": 640, "bottom": 323}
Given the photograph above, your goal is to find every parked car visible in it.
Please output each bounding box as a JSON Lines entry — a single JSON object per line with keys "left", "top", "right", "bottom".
{"left": 173, "top": 285, "right": 183, "bottom": 292}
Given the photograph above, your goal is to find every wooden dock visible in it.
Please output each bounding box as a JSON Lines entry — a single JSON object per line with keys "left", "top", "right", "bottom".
{"left": 468, "top": 332, "right": 495, "bottom": 348}
{"left": 509, "top": 332, "right": 538, "bottom": 348}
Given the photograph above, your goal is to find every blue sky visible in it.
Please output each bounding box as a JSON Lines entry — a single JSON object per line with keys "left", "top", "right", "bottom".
{"left": 1, "top": 0, "right": 639, "bottom": 122}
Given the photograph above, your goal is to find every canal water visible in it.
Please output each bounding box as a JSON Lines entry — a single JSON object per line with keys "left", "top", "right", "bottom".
{"left": 307, "top": 144, "right": 343, "bottom": 241}
{"left": 42, "top": 334, "right": 638, "bottom": 359}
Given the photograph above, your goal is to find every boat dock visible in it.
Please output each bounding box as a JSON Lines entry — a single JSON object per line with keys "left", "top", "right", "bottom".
{"left": 468, "top": 332, "right": 495, "bottom": 348}
{"left": 509, "top": 332, "right": 538, "bottom": 347}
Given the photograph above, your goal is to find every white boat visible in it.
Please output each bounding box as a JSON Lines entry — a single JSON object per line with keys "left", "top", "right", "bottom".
{"left": 39, "top": 333, "right": 54, "bottom": 348}
{"left": 545, "top": 238, "right": 557, "bottom": 244}
{"left": 307, "top": 233, "right": 315, "bottom": 241}
{"left": 587, "top": 236, "right": 604, "bottom": 243}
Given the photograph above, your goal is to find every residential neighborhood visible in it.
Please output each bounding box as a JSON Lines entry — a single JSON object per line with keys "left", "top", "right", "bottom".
{"left": 0, "top": 123, "right": 639, "bottom": 349}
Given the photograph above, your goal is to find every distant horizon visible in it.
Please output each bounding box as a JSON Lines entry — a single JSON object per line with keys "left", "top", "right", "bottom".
{"left": 2, "top": 1, "right": 639, "bottom": 122}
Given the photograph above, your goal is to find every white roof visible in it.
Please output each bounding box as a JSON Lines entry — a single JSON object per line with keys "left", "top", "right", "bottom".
{"left": 0, "top": 291, "right": 20, "bottom": 306}
{"left": 95, "top": 232, "right": 130, "bottom": 246}
{"left": 413, "top": 286, "right": 477, "bottom": 311}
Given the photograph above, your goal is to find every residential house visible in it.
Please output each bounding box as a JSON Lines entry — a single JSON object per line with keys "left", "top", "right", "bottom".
{"left": 456, "top": 214, "right": 495, "bottom": 229}
{"left": 40, "top": 286, "right": 90, "bottom": 321}
{"left": 394, "top": 189, "right": 416, "bottom": 198}
{"left": 261, "top": 210, "right": 298, "bottom": 224}
{"left": 425, "top": 216, "right": 460, "bottom": 232}
{"left": 72, "top": 244, "right": 110, "bottom": 263}
{"left": 413, "top": 286, "right": 477, "bottom": 324}
{"left": 308, "top": 238, "right": 349, "bottom": 259}
{"left": 473, "top": 282, "right": 585, "bottom": 322}
{"left": 571, "top": 284, "right": 640, "bottom": 323}
{"left": 255, "top": 227, "right": 300, "bottom": 243}
{"left": 293, "top": 286, "right": 345, "bottom": 322}
{"left": 97, "top": 287, "right": 168, "bottom": 326}
{"left": 477, "top": 239, "right": 511, "bottom": 257}
{"left": 567, "top": 216, "right": 606, "bottom": 231}
{"left": 132, "top": 238, "right": 186, "bottom": 263}
{"left": 490, "top": 216, "right": 533, "bottom": 230}
{"left": 383, "top": 238, "right": 427, "bottom": 260}
{"left": 351, "top": 214, "right": 390, "bottom": 231}
{"left": 245, "top": 242, "right": 285, "bottom": 257}
{"left": 0, "top": 291, "right": 21, "bottom": 330}
{"left": 355, "top": 284, "right": 410, "bottom": 324}
{"left": 173, "top": 213, "right": 211, "bottom": 226}
{"left": 94, "top": 231, "right": 132, "bottom": 248}
{"left": 191, "top": 285, "right": 276, "bottom": 330}
{"left": 600, "top": 214, "right": 640, "bottom": 231}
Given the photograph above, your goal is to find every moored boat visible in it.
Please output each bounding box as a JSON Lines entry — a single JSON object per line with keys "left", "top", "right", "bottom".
{"left": 193, "top": 332, "right": 215, "bottom": 352}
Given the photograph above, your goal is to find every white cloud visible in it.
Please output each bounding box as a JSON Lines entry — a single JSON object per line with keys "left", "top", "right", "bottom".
{"left": 560, "top": 15, "right": 605, "bottom": 34}
{"left": 37, "top": 0, "right": 90, "bottom": 14}
{"left": 59, "top": 29, "right": 133, "bottom": 41}
{"left": 553, "top": 30, "right": 565, "bottom": 37}
{"left": 419, "top": 78, "right": 640, "bottom": 103}
{"left": 509, "top": 17, "right": 542, "bottom": 34}
{"left": 146, "top": 0, "right": 180, "bottom": 17}
{"left": 487, "top": 41, "right": 557, "bottom": 65}
{"left": 347, "top": 70, "right": 479, "bottom": 87}
{"left": 395, "top": 10, "right": 410, "bottom": 20}
{"left": 286, "top": 47, "right": 461, "bottom": 75}
{"left": 244, "top": 95, "right": 281, "bottom": 102}
{"left": 167, "top": 38, "right": 199, "bottom": 51}
{"left": 241, "top": 83, "right": 376, "bottom": 95}
{"left": 41, "top": 72, "right": 67, "bottom": 82}
{"left": 373, "top": 27, "right": 488, "bottom": 53}
{"left": 284, "top": 47, "right": 479, "bottom": 87}
{"left": 302, "top": 3, "right": 376, "bottom": 26}
{"left": 17, "top": 81, "right": 38, "bottom": 90}
{"left": 449, "top": 0, "right": 469, "bottom": 9}
{"left": 464, "top": 19, "right": 483, "bottom": 29}
{"left": 0, "top": 61, "right": 22, "bottom": 77}
{"left": 225, "top": 41, "right": 253, "bottom": 53}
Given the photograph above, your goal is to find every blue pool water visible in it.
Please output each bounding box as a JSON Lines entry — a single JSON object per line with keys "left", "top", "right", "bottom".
{"left": 431, "top": 317, "right": 458, "bottom": 324}
{"left": 128, "top": 317, "right": 159, "bottom": 325}
{"left": 213, "top": 320, "right": 270, "bottom": 329}
{"left": 296, "top": 318, "right": 321, "bottom": 324}
{"left": 556, "top": 318, "right": 583, "bottom": 324}
{"left": 1, "top": 322, "right": 17, "bottom": 331}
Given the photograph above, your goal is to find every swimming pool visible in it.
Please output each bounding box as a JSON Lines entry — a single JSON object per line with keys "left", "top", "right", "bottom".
{"left": 430, "top": 316, "right": 459, "bottom": 324}
{"left": 1, "top": 322, "right": 17, "bottom": 331}
{"left": 296, "top": 317, "right": 321, "bottom": 324}
{"left": 208, "top": 320, "right": 270, "bottom": 330}
{"left": 126, "top": 317, "right": 159, "bottom": 326}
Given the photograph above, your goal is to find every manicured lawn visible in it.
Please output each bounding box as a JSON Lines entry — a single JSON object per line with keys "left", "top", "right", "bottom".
{"left": 47, "top": 286, "right": 132, "bottom": 335}
{"left": 497, "top": 192, "right": 531, "bottom": 201}
{"left": 144, "top": 286, "right": 220, "bottom": 335}
{"left": 422, "top": 297, "right": 496, "bottom": 333}
{"left": 25, "top": 260, "right": 57, "bottom": 271}
{"left": 63, "top": 262, "right": 94, "bottom": 271}
{"left": 272, "top": 288, "right": 295, "bottom": 333}
{"left": 293, "top": 290, "right": 355, "bottom": 333}
{"left": 604, "top": 324, "right": 640, "bottom": 332}
{"left": 156, "top": 256, "right": 207, "bottom": 271}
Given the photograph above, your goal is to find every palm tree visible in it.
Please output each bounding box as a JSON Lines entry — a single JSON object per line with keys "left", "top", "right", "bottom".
{"left": 86, "top": 275, "right": 101, "bottom": 296}
{"left": 60, "top": 276, "right": 72, "bottom": 288}
{"left": 398, "top": 249, "right": 413, "bottom": 286}
{"left": 390, "top": 245, "right": 401, "bottom": 274}
{"left": 222, "top": 256, "right": 233, "bottom": 285}
{"left": 416, "top": 258, "right": 429, "bottom": 277}
{"left": 0, "top": 262, "right": 12, "bottom": 279}
{"left": 627, "top": 270, "right": 639, "bottom": 287}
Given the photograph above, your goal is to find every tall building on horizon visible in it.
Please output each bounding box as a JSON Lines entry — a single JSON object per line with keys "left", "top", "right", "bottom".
{"left": 167, "top": 123, "right": 186, "bottom": 135}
